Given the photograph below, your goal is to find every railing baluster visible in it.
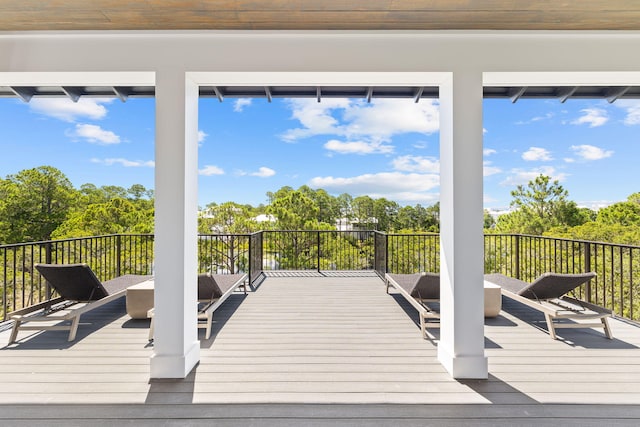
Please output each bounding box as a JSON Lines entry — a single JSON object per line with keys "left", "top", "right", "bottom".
{"left": 1, "top": 232, "right": 640, "bottom": 321}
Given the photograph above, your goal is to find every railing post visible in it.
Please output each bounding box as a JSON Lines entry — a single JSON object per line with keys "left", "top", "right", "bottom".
{"left": 317, "top": 231, "right": 321, "bottom": 273}
{"left": 248, "top": 233, "right": 252, "bottom": 282}
{"left": 514, "top": 234, "right": 520, "bottom": 280}
{"left": 44, "top": 242, "right": 53, "bottom": 300}
{"left": 116, "top": 234, "right": 122, "bottom": 277}
{"left": 584, "top": 241, "right": 592, "bottom": 302}
{"left": 385, "top": 232, "right": 389, "bottom": 274}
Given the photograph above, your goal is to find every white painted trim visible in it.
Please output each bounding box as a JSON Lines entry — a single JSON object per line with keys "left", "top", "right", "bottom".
{"left": 150, "top": 343, "right": 200, "bottom": 379}
{"left": 484, "top": 71, "right": 640, "bottom": 86}
{"left": 0, "top": 71, "right": 153, "bottom": 86}
{"left": 438, "top": 344, "right": 489, "bottom": 380}
{"left": 188, "top": 71, "right": 450, "bottom": 86}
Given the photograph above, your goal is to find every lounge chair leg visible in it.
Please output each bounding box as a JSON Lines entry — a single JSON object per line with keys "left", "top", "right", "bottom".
{"left": 8, "top": 318, "right": 21, "bottom": 344}
{"left": 68, "top": 315, "right": 81, "bottom": 341}
{"left": 205, "top": 312, "right": 214, "bottom": 340}
{"left": 544, "top": 313, "right": 557, "bottom": 339}
{"left": 148, "top": 316, "right": 155, "bottom": 341}
{"left": 602, "top": 317, "right": 613, "bottom": 339}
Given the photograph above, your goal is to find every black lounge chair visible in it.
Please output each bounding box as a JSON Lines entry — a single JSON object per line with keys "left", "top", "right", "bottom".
{"left": 148, "top": 272, "right": 248, "bottom": 340}
{"left": 484, "top": 272, "right": 613, "bottom": 340}
{"left": 9, "top": 263, "right": 150, "bottom": 344}
{"left": 385, "top": 272, "right": 440, "bottom": 339}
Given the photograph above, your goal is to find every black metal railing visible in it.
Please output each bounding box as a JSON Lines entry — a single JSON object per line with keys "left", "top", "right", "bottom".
{"left": 249, "top": 231, "right": 263, "bottom": 284}
{"left": 374, "top": 231, "right": 387, "bottom": 277}
{"left": 484, "top": 234, "right": 640, "bottom": 320}
{"left": 261, "top": 230, "right": 376, "bottom": 272}
{"left": 2, "top": 232, "right": 639, "bottom": 322}
{"left": 0, "top": 234, "right": 154, "bottom": 320}
{"left": 198, "top": 233, "right": 250, "bottom": 275}
{"left": 386, "top": 232, "right": 440, "bottom": 274}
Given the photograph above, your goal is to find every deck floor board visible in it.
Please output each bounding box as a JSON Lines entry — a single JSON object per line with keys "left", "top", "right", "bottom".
{"left": 1, "top": 272, "right": 640, "bottom": 424}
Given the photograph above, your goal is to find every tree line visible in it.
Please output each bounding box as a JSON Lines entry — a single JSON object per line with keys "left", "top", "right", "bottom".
{"left": 0, "top": 166, "right": 154, "bottom": 244}
{"left": 491, "top": 175, "right": 640, "bottom": 245}
{"left": 1, "top": 166, "right": 639, "bottom": 246}
{"left": 199, "top": 185, "right": 439, "bottom": 235}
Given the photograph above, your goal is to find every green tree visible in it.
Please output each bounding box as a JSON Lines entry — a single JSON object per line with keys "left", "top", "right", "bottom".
{"left": 372, "top": 198, "right": 399, "bottom": 232}
{"left": 267, "top": 190, "right": 321, "bottom": 230}
{"left": 351, "top": 196, "right": 377, "bottom": 229}
{"left": 496, "top": 175, "right": 587, "bottom": 235}
{"left": 336, "top": 193, "right": 353, "bottom": 220}
{"left": 298, "top": 186, "right": 341, "bottom": 226}
{"left": 546, "top": 194, "right": 640, "bottom": 245}
{"left": 596, "top": 201, "right": 640, "bottom": 226}
{"left": 127, "top": 184, "right": 153, "bottom": 201}
{"left": 0, "top": 166, "right": 77, "bottom": 243}
{"left": 484, "top": 210, "right": 496, "bottom": 230}
{"left": 199, "top": 201, "right": 258, "bottom": 234}
{"left": 52, "top": 197, "right": 154, "bottom": 238}
{"left": 78, "top": 183, "right": 110, "bottom": 206}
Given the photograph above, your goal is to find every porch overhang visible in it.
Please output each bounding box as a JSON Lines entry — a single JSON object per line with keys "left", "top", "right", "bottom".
{"left": 1, "top": 31, "right": 640, "bottom": 380}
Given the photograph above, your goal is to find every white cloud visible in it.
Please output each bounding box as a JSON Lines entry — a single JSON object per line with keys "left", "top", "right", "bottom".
{"left": 198, "top": 130, "right": 208, "bottom": 144}
{"left": 501, "top": 166, "right": 567, "bottom": 187}
{"left": 571, "top": 108, "right": 609, "bottom": 127}
{"left": 281, "top": 98, "right": 439, "bottom": 147}
{"left": 70, "top": 124, "right": 120, "bottom": 145}
{"left": 483, "top": 161, "right": 501, "bottom": 177}
{"left": 29, "top": 98, "right": 112, "bottom": 122}
{"left": 522, "top": 147, "right": 553, "bottom": 161}
{"left": 516, "top": 112, "right": 554, "bottom": 125}
{"left": 281, "top": 98, "right": 350, "bottom": 142}
{"left": 614, "top": 100, "right": 640, "bottom": 125}
{"left": 199, "top": 165, "right": 225, "bottom": 176}
{"left": 233, "top": 98, "right": 252, "bottom": 112}
{"left": 392, "top": 155, "right": 439, "bottom": 173}
{"left": 309, "top": 172, "right": 439, "bottom": 204}
{"left": 342, "top": 98, "right": 440, "bottom": 140}
{"left": 483, "top": 148, "right": 497, "bottom": 156}
{"left": 250, "top": 167, "right": 276, "bottom": 178}
{"left": 570, "top": 144, "right": 613, "bottom": 161}
{"left": 91, "top": 158, "right": 154, "bottom": 168}
{"left": 324, "top": 139, "right": 393, "bottom": 155}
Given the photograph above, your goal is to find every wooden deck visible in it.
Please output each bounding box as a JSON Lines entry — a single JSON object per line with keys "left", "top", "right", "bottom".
{"left": 1, "top": 272, "right": 640, "bottom": 425}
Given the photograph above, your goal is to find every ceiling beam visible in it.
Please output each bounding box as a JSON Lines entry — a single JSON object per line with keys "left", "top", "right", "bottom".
{"left": 9, "top": 86, "right": 35, "bottom": 103}
{"left": 509, "top": 87, "right": 528, "bottom": 103}
{"left": 557, "top": 86, "right": 578, "bottom": 103}
{"left": 112, "top": 87, "right": 129, "bottom": 102}
{"left": 605, "top": 86, "right": 631, "bottom": 103}
{"left": 414, "top": 87, "right": 424, "bottom": 103}
{"left": 366, "top": 87, "right": 373, "bottom": 103}
{"left": 62, "top": 86, "right": 82, "bottom": 102}
{"left": 212, "top": 86, "right": 224, "bottom": 102}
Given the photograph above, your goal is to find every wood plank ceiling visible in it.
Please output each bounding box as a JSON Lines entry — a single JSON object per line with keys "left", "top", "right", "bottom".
{"left": 1, "top": 1, "right": 640, "bottom": 31}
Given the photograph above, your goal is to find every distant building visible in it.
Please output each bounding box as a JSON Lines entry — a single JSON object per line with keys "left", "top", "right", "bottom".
{"left": 255, "top": 214, "right": 276, "bottom": 223}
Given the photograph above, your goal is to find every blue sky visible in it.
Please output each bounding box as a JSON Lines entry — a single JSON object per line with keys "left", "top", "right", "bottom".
{"left": 1, "top": 94, "right": 639, "bottom": 211}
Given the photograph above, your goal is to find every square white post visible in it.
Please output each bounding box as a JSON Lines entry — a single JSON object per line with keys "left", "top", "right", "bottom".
{"left": 437, "top": 71, "right": 488, "bottom": 379}
{"left": 150, "top": 70, "right": 200, "bottom": 378}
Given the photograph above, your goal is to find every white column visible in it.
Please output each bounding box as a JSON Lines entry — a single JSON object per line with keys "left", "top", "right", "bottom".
{"left": 150, "top": 70, "right": 200, "bottom": 378}
{"left": 437, "top": 71, "right": 488, "bottom": 379}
